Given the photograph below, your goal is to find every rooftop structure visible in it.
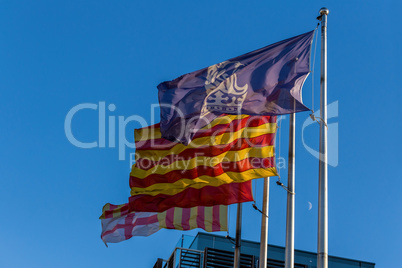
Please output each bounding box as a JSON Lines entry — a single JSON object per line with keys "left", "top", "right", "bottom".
{"left": 154, "top": 232, "right": 375, "bottom": 268}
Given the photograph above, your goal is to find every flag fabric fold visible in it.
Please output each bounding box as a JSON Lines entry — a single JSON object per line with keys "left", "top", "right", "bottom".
{"left": 129, "top": 114, "right": 277, "bottom": 212}
{"left": 100, "top": 203, "right": 228, "bottom": 245}
{"left": 158, "top": 31, "right": 314, "bottom": 144}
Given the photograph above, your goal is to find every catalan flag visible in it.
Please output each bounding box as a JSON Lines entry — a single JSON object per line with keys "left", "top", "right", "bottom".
{"left": 100, "top": 203, "right": 228, "bottom": 245}
{"left": 129, "top": 114, "right": 277, "bottom": 212}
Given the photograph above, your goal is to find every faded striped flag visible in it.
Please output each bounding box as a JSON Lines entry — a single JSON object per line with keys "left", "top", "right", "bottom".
{"left": 100, "top": 203, "right": 227, "bottom": 245}
{"left": 129, "top": 114, "right": 277, "bottom": 212}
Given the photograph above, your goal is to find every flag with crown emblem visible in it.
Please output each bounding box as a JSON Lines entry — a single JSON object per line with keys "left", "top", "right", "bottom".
{"left": 158, "top": 31, "right": 314, "bottom": 144}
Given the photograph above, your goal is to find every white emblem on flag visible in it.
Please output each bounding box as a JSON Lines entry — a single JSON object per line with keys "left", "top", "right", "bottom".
{"left": 202, "top": 61, "right": 248, "bottom": 115}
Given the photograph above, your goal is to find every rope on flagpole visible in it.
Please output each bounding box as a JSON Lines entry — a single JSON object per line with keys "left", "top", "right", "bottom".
{"left": 228, "top": 205, "right": 231, "bottom": 230}
{"left": 225, "top": 205, "right": 236, "bottom": 244}
{"left": 310, "top": 23, "right": 328, "bottom": 130}
{"left": 254, "top": 178, "right": 258, "bottom": 203}
{"left": 311, "top": 23, "right": 320, "bottom": 112}
{"left": 275, "top": 115, "right": 297, "bottom": 195}
{"left": 309, "top": 20, "right": 329, "bottom": 129}
{"left": 225, "top": 234, "right": 236, "bottom": 245}
{"left": 276, "top": 180, "right": 295, "bottom": 195}
{"left": 309, "top": 114, "right": 328, "bottom": 129}
{"left": 252, "top": 202, "right": 269, "bottom": 218}
{"left": 277, "top": 116, "right": 282, "bottom": 178}
{"left": 309, "top": 24, "right": 329, "bottom": 129}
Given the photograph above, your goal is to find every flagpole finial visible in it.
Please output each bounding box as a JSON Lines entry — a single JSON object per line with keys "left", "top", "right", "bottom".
{"left": 320, "top": 8, "right": 329, "bottom": 15}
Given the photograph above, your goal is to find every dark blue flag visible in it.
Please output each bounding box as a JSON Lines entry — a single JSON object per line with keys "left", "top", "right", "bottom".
{"left": 158, "top": 31, "right": 314, "bottom": 144}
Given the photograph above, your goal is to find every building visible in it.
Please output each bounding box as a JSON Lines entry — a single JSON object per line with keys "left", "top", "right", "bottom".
{"left": 154, "top": 232, "right": 375, "bottom": 268}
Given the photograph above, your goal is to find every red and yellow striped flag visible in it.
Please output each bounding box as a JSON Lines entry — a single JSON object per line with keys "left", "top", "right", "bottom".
{"left": 100, "top": 203, "right": 228, "bottom": 245}
{"left": 129, "top": 115, "right": 277, "bottom": 212}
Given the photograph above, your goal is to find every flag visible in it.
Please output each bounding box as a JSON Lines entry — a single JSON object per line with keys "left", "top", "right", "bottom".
{"left": 100, "top": 203, "right": 228, "bottom": 245}
{"left": 129, "top": 114, "right": 277, "bottom": 212}
{"left": 158, "top": 31, "right": 314, "bottom": 144}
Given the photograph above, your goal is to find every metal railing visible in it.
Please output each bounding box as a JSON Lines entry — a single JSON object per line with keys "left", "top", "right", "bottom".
{"left": 154, "top": 247, "right": 307, "bottom": 268}
{"left": 162, "top": 247, "right": 204, "bottom": 268}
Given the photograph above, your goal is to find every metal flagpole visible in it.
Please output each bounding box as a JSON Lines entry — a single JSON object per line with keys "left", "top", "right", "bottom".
{"left": 234, "top": 203, "right": 242, "bottom": 268}
{"left": 259, "top": 177, "right": 270, "bottom": 268}
{"left": 317, "top": 7, "right": 329, "bottom": 268}
{"left": 285, "top": 112, "right": 296, "bottom": 268}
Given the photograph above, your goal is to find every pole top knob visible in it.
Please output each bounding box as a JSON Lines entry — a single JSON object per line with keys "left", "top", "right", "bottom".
{"left": 320, "top": 8, "right": 329, "bottom": 15}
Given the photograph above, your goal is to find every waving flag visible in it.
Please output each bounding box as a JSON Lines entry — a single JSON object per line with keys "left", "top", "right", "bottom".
{"left": 100, "top": 203, "right": 228, "bottom": 245}
{"left": 158, "top": 31, "right": 314, "bottom": 144}
{"left": 129, "top": 114, "right": 277, "bottom": 212}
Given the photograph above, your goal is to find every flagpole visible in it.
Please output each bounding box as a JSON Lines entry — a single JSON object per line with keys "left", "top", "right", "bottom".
{"left": 234, "top": 203, "right": 242, "bottom": 268}
{"left": 259, "top": 177, "right": 270, "bottom": 268}
{"left": 318, "top": 7, "right": 329, "bottom": 268}
{"left": 285, "top": 112, "right": 296, "bottom": 268}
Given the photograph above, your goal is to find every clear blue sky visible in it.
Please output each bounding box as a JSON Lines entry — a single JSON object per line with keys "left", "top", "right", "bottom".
{"left": 1, "top": 1, "right": 400, "bottom": 267}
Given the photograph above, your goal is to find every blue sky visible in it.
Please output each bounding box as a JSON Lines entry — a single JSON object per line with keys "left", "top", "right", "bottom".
{"left": 1, "top": 1, "right": 401, "bottom": 267}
